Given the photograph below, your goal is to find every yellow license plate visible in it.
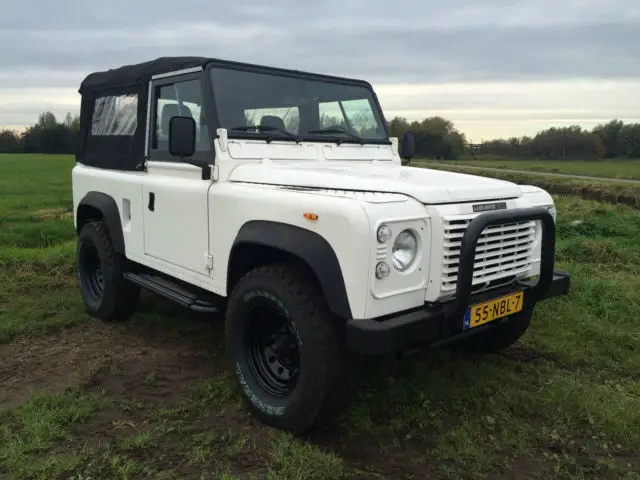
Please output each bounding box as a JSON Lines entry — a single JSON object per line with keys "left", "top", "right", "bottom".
{"left": 464, "top": 291, "right": 524, "bottom": 330}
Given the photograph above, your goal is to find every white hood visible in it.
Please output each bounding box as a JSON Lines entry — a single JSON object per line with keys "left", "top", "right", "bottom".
{"left": 228, "top": 162, "right": 523, "bottom": 204}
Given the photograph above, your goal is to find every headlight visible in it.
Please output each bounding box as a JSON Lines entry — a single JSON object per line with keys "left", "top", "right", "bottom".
{"left": 377, "top": 224, "right": 392, "bottom": 243}
{"left": 392, "top": 229, "right": 417, "bottom": 271}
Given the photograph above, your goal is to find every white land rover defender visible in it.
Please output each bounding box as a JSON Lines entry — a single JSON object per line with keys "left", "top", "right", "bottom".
{"left": 72, "top": 56, "right": 570, "bottom": 433}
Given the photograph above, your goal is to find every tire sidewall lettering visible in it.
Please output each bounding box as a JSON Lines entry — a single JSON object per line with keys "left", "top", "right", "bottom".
{"left": 235, "top": 362, "right": 285, "bottom": 416}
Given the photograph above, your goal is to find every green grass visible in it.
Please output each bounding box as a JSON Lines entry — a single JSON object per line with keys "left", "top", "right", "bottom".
{"left": 0, "top": 390, "right": 106, "bottom": 480}
{"left": 427, "top": 157, "right": 640, "bottom": 180}
{"left": 1, "top": 153, "right": 640, "bottom": 479}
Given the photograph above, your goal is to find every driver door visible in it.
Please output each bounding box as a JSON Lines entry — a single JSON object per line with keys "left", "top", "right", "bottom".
{"left": 142, "top": 71, "right": 213, "bottom": 276}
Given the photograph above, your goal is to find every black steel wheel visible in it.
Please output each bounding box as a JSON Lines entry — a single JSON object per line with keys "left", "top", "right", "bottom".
{"left": 225, "top": 264, "right": 359, "bottom": 434}
{"left": 77, "top": 240, "right": 104, "bottom": 301}
{"left": 76, "top": 220, "right": 140, "bottom": 321}
{"left": 245, "top": 304, "right": 301, "bottom": 397}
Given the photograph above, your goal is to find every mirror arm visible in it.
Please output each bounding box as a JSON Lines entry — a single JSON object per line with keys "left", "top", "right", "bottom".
{"left": 183, "top": 157, "right": 211, "bottom": 180}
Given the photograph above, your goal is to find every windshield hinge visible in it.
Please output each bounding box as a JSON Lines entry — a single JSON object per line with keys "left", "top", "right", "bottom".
{"left": 204, "top": 253, "right": 214, "bottom": 270}
{"left": 211, "top": 165, "right": 219, "bottom": 182}
{"left": 216, "top": 128, "right": 228, "bottom": 152}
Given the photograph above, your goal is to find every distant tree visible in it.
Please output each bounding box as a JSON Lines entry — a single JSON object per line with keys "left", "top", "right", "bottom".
{"left": 1, "top": 110, "right": 80, "bottom": 155}
{"left": 593, "top": 120, "right": 624, "bottom": 158}
{"left": 617, "top": 123, "right": 640, "bottom": 158}
{"left": 387, "top": 115, "right": 466, "bottom": 160}
{"left": 37, "top": 111, "right": 58, "bottom": 129}
{"left": 590, "top": 133, "right": 607, "bottom": 159}
{"left": 0, "top": 129, "right": 22, "bottom": 153}
{"left": 475, "top": 120, "right": 640, "bottom": 160}
{"left": 388, "top": 116, "right": 410, "bottom": 139}
{"left": 2, "top": 108, "right": 639, "bottom": 161}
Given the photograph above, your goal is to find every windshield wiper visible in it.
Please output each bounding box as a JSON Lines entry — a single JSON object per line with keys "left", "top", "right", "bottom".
{"left": 230, "top": 125, "right": 301, "bottom": 143}
{"left": 307, "top": 126, "right": 364, "bottom": 144}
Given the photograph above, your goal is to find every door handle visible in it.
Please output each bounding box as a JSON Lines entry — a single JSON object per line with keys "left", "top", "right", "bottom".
{"left": 148, "top": 192, "right": 155, "bottom": 211}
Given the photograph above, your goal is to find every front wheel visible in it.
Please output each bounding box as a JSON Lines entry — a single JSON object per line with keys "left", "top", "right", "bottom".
{"left": 224, "top": 264, "right": 356, "bottom": 433}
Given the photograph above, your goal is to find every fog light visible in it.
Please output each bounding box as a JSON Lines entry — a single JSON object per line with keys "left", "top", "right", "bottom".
{"left": 375, "top": 261, "right": 390, "bottom": 279}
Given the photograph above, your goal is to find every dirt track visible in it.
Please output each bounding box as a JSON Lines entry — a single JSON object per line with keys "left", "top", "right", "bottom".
{"left": 0, "top": 314, "right": 443, "bottom": 478}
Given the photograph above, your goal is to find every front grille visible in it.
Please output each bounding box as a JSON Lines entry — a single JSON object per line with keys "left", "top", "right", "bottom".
{"left": 441, "top": 215, "right": 538, "bottom": 294}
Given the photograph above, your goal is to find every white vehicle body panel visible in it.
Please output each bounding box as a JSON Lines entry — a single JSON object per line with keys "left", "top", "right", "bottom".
{"left": 142, "top": 162, "right": 211, "bottom": 276}
{"left": 73, "top": 132, "right": 554, "bottom": 320}
{"left": 72, "top": 64, "right": 556, "bottom": 322}
{"left": 224, "top": 141, "right": 523, "bottom": 204}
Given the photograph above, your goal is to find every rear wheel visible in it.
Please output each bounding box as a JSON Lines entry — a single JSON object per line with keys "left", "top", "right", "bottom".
{"left": 76, "top": 220, "right": 140, "bottom": 321}
{"left": 455, "top": 308, "right": 534, "bottom": 353}
{"left": 225, "top": 264, "right": 356, "bottom": 433}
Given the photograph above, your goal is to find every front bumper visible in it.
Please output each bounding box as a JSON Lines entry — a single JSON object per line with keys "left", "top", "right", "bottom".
{"left": 346, "top": 206, "right": 571, "bottom": 355}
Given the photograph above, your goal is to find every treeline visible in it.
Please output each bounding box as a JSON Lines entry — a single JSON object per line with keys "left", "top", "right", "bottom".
{"left": 387, "top": 116, "right": 466, "bottom": 160}
{"left": 472, "top": 120, "right": 640, "bottom": 160}
{"left": 1, "top": 111, "right": 639, "bottom": 160}
{"left": 0, "top": 112, "right": 80, "bottom": 154}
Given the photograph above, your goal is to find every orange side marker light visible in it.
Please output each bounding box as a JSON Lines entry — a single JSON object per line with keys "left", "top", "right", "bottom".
{"left": 303, "top": 212, "right": 319, "bottom": 221}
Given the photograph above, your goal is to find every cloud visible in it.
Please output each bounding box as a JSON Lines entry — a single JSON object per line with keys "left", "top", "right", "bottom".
{"left": 2, "top": 0, "right": 638, "bottom": 83}
{"left": 1, "top": 0, "right": 639, "bottom": 136}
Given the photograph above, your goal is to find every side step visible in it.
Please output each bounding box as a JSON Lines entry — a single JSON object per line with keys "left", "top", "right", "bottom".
{"left": 124, "top": 272, "right": 222, "bottom": 314}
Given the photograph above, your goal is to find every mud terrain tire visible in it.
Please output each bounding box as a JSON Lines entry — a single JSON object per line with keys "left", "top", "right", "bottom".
{"left": 76, "top": 220, "right": 140, "bottom": 321}
{"left": 225, "top": 264, "right": 355, "bottom": 434}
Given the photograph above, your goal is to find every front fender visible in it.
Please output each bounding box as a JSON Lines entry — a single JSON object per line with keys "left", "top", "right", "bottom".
{"left": 231, "top": 220, "right": 352, "bottom": 319}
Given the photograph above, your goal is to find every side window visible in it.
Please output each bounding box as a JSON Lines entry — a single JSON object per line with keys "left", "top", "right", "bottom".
{"left": 91, "top": 93, "right": 138, "bottom": 136}
{"left": 152, "top": 78, "right": 210, "bottom": 152}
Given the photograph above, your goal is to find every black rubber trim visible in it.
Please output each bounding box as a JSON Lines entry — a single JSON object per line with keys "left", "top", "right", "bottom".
{"left": 231, "top": 221, "right": 352, "bottom": 319}
{"left": 77, "top": 191, "right": 125, "bottom": 254}
{"left": 346, "top": 271, "right": 570, "bottom": 355}
{"left": 539, "top": 270, "right": 571, "bottom": 299}
{"left": 124, "top": 272, "right": 221, "bottom": 314}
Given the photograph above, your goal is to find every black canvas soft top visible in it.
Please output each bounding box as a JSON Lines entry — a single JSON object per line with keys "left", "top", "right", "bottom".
{"left": 79, "top": 56, "right": 211, "bottom": 93}
{"left": 77, "top": 57, "right": 215, "bottom": 171}
{"left": 76, "top": 56, "right": 377, "bottom": 172}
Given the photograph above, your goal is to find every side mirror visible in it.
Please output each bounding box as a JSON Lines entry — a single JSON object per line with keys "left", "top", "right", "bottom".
{"left": 400, "top": 131, "right": 415, "bottom": 165}
{"left": 169, "top": 116, "right": 196, "bottom": 159}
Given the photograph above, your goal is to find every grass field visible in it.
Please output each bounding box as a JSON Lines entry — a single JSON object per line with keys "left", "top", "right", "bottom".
{"left": 429, "top": 158, "right": 640, "bottom": 181}
{"left": 1, "top": 153, "right": 640, "bottom": 479}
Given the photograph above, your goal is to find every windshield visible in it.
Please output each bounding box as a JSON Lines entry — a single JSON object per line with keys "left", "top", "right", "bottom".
{"left": 209, "top": 66, "right": 389, "bottom": 144}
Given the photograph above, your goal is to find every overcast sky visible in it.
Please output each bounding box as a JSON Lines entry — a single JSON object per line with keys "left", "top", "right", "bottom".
{"left": 1, "top": 0, "right": 638, "bottom": 140}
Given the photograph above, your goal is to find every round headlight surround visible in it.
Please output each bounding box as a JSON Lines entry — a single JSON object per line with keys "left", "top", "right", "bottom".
{"left": 392, "top": 229, "right": 418, "bottom": 272}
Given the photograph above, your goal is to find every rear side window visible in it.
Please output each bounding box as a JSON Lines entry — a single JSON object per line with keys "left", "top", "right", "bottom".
{"left": 90, "top": 94, "right": 138, "bottom": 136}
